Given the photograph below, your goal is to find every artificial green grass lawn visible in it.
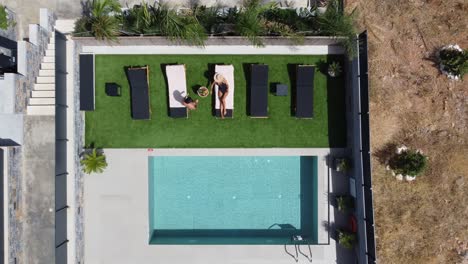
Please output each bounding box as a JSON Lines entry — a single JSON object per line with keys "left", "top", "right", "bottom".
{"left": 86, "top": 55, "right": 346, "bottom": 148}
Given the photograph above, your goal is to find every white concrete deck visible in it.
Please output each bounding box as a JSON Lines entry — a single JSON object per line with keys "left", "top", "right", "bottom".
{"left": 81, "top": 45, "right": 344, "bottom": 55}
{"left": 84, "top": 148, "right": 343, "bottom": 264}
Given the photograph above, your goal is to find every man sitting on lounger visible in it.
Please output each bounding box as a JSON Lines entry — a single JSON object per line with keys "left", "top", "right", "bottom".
{"left": 181, "top": 94, "right": 199, "bottom": 110}
{"left": 210, "top": 73, "right": 229, "bottom": 118}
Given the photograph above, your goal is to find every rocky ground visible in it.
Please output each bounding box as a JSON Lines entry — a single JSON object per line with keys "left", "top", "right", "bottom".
{"left": 346, "top": 0, "right": 468, "bottom": 263}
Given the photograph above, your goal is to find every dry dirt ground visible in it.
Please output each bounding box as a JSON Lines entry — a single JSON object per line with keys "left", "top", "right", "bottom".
{"left": 345, "top": 0, "right": 468, "bottom": 263}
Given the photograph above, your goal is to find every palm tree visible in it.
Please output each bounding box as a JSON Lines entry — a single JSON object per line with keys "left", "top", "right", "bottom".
{"left": 317, "top": 0, "right": 357, "bottom": 56}
{"left": 123, "top": 1, "right": 158, "bottom": 35}
{"left": 235, "top": 0, "right": 302, "bottom": 46}
{"left": 73, "top": 0, "right": 122, "bottom": 40}
{"left": 90, "top": 15, "right": 120, "bottom": 40}
{"left": 154, "top": 3, "right": 206, "bottom": 46}
{"left": 80, "top": 148, "right": 108, "bottom": 174}
{"left": 235, "top": 0, "right": 266, "bottom": 46}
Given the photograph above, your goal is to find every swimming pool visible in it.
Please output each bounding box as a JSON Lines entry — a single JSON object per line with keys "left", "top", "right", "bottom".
{"left": 148, "top": 156, "right": 318, "bottom": 245}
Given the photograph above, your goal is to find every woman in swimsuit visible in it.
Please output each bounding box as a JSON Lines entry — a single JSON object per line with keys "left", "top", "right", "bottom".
{"left": 210, "top": 73, "right": 229, "bottom": 118}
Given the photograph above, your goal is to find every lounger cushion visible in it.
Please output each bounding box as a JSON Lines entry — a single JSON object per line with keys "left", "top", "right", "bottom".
{"left": 250, "top": 64, "right": 268, "bottom": 117}
{"left": 79, "top": 54, "right": 95, "bottom": 111}
{"left": 214, "top": 65, "right": 235, "bottom": 118}
{"left": 296, "top": 65, "right": 314, "bottom": 118}
{"left": 127, "top": 67, "right": 150, "bottom": 120}
{"left": 166, "top": 65, "right": 188, "bottom": 118}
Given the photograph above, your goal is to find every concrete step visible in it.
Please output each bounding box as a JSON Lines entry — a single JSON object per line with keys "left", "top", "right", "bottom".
{"left": 49, "top": 36, "right": 55, "bottom": 44}
{"left": 41, "top": 62, "right": 55, "bottom": 70}
{"left": 29, "top": 97, "right": 55, "bottom": 105}
{"left": 34, "top": 83, "right": 55, "bottom": 91}
{"left": 45, "top": 50, "right": 55, "bottom": 57}
{"left": 39, "top": 69, "right": 55, "bottom": 76}
{"left": 27, "top": 105, "right": 55, "bottom": 116}
{"left": 36, "top": 76, "right": 55, "bottom": 84}
{"left": 43, "top": 56, "right": 55, "bottom": 63}
{"left": 47, "top": 43, "right": 55, "bottom": 50}
{"left": 31, "top": 90, "right": 55, "bottom": 98}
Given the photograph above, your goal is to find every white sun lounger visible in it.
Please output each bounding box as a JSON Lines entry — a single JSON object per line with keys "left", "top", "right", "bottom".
{"left": 166, "top": 65, "right": 188, "bottom": 118}
{"left": 214, "top": 65, "right": 235, "bottom": 118}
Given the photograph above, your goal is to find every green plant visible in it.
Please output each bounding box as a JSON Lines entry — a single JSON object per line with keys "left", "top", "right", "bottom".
{"left": 91, "top": 15, "right": 121, "bottom": 40}
{"left": 328, "top": 61, "right": 342, "bottom": 77}
{"left": 193, "top": 5, "right": 221, "bottom": 34}
{"left": 338, "top": 229, "right": 356, "bottom": 249}
{"left": 390, "top": 150, "right": 427, "bottom": 177}
{"left": 154, "top": 4, "right": 206, "bottom": 46}
{"left": 439, "top": 47, "right": 468, "bottom": 79}
{"left": 0, "top": 5, "right": 9, "bottom": 30}
{"left": 235, "top": 0, "right": 303, "bottom": 46}
{"left": 317, "top": 0, "right": 357, "bottom": 57}
{"left": 235, "top": 0, "right": 267, "bottom": 46}
{"left": 262, "top": 7, "right": 310, "bottom": 32}
{"left": 124, "top": 1, "right": 157, "bottom": 35}
{"left": 73, "top": 0, "right": 121, "bottom": 40}
{"left": 336, "top": 157, "right": 350, "bottom": 172}
{"left": 336, "top": 195, "right": 354, "bottom": 212}
{"left": 80, "top": 148, "right": 108, "bottom": 174}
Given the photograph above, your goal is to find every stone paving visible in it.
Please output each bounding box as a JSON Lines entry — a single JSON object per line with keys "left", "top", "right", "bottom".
{"left": 20, "top": 116, "right": 55, "bottom": 264}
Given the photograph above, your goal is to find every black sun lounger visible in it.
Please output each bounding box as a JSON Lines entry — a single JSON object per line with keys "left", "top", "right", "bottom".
{"left": 126, "top": 66, "right": 151, "bottom": 120}
{"left": 250, "top": 64, "right": 269, "bottom": 118}
{"left": 79, "top": 54, "right": 95, "bottom": 111}
{"left": 295, "top": 65, "right": 314, "bottom": 118}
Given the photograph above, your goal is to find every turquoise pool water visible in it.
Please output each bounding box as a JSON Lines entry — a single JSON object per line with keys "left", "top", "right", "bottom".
{"left": 149, "top": 156, "right": 317, "bottom": 244}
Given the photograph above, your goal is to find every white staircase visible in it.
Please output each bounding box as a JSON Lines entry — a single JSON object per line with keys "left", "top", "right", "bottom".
{"left": 27, "top": 34, "right": 55, "bottom": 116}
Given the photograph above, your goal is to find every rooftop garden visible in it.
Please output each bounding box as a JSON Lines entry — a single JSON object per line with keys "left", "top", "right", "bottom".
{"left": 74, "top": 0, "right": 357, "bottom": 55}
{"left": 85, "top": 54, "right": 346, "bottom": 148}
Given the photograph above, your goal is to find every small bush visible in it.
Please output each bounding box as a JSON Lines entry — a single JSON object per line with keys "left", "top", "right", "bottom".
{"left": 390, "top": 150, "right": 427, "bottom": 177}
{"left": 439, "top": 46, "right": 468, "bottom": 79}
{"left": 336, "top": 157, "right": 350, "bottom": 172}
{"left": 317, "top": 0, "right": 357, "bottom": 57}
{"left": 338, "top": 229, "right": 356, "bottom": 249}
{"left": 336, "top": 195, "right": 354, "bottom": 212}
{"left": 80, "top": 148, "right": 108, "bottom": 174}
{"left": 0, "top": 5, "right": 8, "bottom": 30}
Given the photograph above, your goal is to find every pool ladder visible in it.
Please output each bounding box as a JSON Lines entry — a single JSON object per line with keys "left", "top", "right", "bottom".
{"left": 284, "top": 236, "right": 313, "bottom": 262}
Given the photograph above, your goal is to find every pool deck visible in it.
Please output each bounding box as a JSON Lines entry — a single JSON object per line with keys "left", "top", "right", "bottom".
{"left": 84, "top": 148, "right": 349, "bottom": 264}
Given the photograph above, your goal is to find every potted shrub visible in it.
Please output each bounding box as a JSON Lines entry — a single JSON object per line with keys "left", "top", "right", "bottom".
{"left": 337, "top": 229, "right": 356, "bottom": 249}
{"left": 438, "top": 44, "right": 468, "bottom": 80}
{"left": 389, "top": 149, "right": 427, "bottom": 178}
{"left": 335, "top": 157, "right": 350, "bottom": 172}
{"left": 336, "top": 195, "right": 354, "bottom": 212}
{"left": 80, "top": 148, "right": 108, "bottom": 174}
{"left": 328, "top": 61, "right": 342, "bottom": 77}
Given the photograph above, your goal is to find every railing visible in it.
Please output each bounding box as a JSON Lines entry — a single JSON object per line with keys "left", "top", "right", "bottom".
{"left": 0, "top": 148, "right": 4, "bottom": 264}
{"left": 55, "top": 30, "right": 69, "bottom": 264}
{"left": 357, "top": 31, "right": 376, "bottom": 264}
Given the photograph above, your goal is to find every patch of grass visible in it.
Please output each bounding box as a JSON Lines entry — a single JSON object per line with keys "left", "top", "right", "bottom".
{"left": 86, "top": 54, "right": 346, "bottom": 148}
